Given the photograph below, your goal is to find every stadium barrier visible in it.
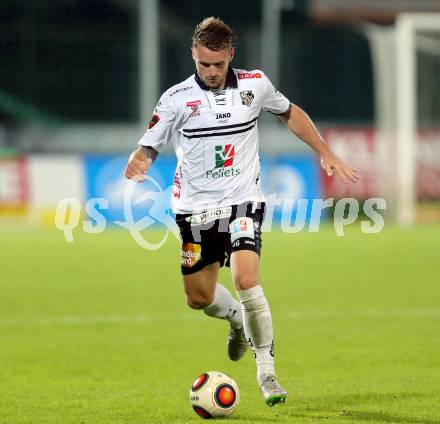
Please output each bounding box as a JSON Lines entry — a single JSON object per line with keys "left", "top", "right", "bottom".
{"left": 2, "top": 127, "right": 439, "bottom": 226}
{"left": 0, "top": 153, "right": 321, "bottom": 226}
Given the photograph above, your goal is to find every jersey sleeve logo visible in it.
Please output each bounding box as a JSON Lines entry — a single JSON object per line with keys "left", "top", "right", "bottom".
{"left": 147, "top": 114, "right": 160, "bottom": 129}
{"left": 240, "top": 90, "right": 254, "bottom": 107}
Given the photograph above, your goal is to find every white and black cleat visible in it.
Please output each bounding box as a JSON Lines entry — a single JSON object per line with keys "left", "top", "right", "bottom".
{"left": 258, "top": 373, "right": 288, "bottom": 407}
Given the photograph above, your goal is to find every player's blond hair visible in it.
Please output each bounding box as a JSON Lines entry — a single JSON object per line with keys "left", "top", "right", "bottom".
{"left": 192, "top": 17, "right": 235, "bottom": 51}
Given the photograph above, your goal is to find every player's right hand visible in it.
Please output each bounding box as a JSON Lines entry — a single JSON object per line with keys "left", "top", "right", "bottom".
{"left": 124, "top": 158, "right": 148, "bottom": 182}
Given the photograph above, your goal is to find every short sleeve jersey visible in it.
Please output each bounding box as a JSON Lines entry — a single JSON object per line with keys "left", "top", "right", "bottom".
{"left": 138, "top": 67, "right": 290, "bottom": 214}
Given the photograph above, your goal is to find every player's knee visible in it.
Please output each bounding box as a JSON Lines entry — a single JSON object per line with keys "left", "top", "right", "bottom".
{"left": 233, "top": 273, "right": 258, "bottom": 291}
{"left": 186, "top": 293, "right": 212, "bottom": 310}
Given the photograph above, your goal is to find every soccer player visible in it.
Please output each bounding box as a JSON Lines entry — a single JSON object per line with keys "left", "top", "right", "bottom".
{"left": 125, "top": 17, "right": 358, "bottom": 406}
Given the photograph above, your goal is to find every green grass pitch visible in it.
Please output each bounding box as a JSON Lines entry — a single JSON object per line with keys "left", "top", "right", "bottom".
{"left": 0, "top": 225, "right": 439, "bottom": 423}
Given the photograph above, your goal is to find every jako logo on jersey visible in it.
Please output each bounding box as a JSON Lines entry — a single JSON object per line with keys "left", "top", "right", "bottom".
{"left": 216, "top": 113, "right": 231, "bottom": 119}
{"left": 187, "top": 100, "right": 201, "bottom": 117}
{"left": 237, "top": 72, "right": 262, "bottom": 79}
{"left": 215, "top": 144, "right": 235, "bottom": 168}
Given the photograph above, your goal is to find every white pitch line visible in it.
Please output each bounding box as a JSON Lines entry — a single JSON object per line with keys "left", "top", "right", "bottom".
{"left": 287, "top": 309, "right": 440, "bottom": 319}
{"left": 0, "top": 309, "right": 439, "bottom": 327}
{"left": 0, "top": 313, "right": 204, "bottom": 327}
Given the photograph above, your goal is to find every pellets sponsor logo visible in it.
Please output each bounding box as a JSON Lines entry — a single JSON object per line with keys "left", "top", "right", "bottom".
{"left": 206, "top": 144, "right": 241, "bottom": 178}
{"left": 181, "top": 243, "right": 201, "bottom": 267}
{"left": 215, "top": 144, "right": 235, "bottom": 168}
{"left": 206, "top": 167, "right": 241, "bottom": 178}
{"left": 237, "top": 72, "right": 262, "bottom": 79}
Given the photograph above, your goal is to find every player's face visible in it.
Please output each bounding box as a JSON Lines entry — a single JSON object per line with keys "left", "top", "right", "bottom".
{"left": 192, "top": 44, "right": 234, "bottom": 89}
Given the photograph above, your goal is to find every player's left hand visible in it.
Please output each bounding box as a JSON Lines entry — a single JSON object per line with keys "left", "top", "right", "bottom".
{"left": 320, "top": 150, "right": 359, "bottom": 184}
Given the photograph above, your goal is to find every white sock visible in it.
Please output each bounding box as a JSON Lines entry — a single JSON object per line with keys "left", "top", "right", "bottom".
{"left": 203, "top": 283, "right": 243, "bottom": 330}
{"left": 236, "top": 285, "right": 275, "bottom": 379}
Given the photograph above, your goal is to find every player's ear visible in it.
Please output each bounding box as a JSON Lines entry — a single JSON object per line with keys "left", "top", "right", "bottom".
{"left": 191, "top": 46, "right": 196, "bottom": 62}
{"left": 229, "top": 47, "right": 235, "bottom": 62}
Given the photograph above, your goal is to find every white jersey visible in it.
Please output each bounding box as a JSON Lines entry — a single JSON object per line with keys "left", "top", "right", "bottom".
{"left": 138, "top": 68, "right": 290, "bottom": 213}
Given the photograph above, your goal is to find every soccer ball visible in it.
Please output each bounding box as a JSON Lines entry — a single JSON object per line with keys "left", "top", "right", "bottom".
{"left": 190, "top": 371, "right": 240, "bottom": 419}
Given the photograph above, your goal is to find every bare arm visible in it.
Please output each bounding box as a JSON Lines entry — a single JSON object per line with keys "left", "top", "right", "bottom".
{"left": 280, "top": 104, "right": 359, "bottom": 184}
{"left": 124, "top": 146, "right": 158, "bottom": 182}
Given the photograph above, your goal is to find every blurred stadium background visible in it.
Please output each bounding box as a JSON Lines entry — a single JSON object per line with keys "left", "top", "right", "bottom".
{"left": 1, "top": 0, "right": 439, "bottom": 225}
{"left": 1, "top": 1, "right": 440, "bottom": 423}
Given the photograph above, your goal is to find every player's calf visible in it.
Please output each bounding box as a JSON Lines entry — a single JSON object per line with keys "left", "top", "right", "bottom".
{"left": 227, "top": 325, "right": 248, "bottom": 361}
{"left": 203, "top": 284, "right": 247, "bottom": 361}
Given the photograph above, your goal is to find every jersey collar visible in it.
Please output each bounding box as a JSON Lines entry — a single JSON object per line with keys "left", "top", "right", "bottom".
{"left": 194, "top": 67, "right": 238, "bottom": 90}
